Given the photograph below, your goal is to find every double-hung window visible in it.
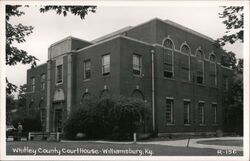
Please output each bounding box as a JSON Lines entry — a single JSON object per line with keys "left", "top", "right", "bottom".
{"left": 83, "top": 60, "right": 91, "bottom": 80}
{"left": 180, "top": 44, "right": 190, "bottom": 81}
{"left": 56, "top": 65, "right": 63, "bottom": 84}
{"left": 163, "top": 50, "right": 174, "bottom": 78}
{"left": 198, "top": 102, "right": 205, "bottom": 125}
{"left": 181, "top": 54, "right": 190, "bottom": 81}
{"left": 223, "top": 76, "right": 229, "bottom": 92}
{"left": 31, "top": 77, "right": 35, "bottom": 92}
{"left": 102, "top": 54, "right": 110, "bottom": 76}
{"left": 166, "top": 98, "right": 174, "bottom": 124}
{"left": 209, "top": 54, "right": 217, "bottom": 86}
{"left": 196, "top": 50, "right": 204, "bottom": 84}
{"left": 133, "top": 54, "right": 142, "bottom": 76}
{"left": 184, "top": 100, "right": 190, "bottom": 125}
{"left": 40, "top": 74, "right": 46, "bottom": 90}
{"left": 211, "top": 103, "right": 217, "bottom": 124}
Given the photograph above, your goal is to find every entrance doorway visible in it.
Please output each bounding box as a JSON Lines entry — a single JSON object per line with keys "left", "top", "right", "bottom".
{"left": 54, "top": 109, "right": 63, "bottom": 132}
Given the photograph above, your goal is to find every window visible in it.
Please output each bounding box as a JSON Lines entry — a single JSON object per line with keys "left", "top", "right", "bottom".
{"left": 211, "top": 103, "right": 217, "bottom": 124}
{"left": 31, "top": 77, "right": 35, "bottom": 92}
{"left": 196, "top": 50, "right": 204, "bottom": 84}
{"left": 209, "top": 54, "right": 217, "bottom": 86}
{"left": 163, "top": 39, "right": 174, "bottom": 49}
{"left": 133, "top": 54, "right": 142, "bottom": 76}
{"left": 166, "top": 98, "right": 174, "bottom": 124}
{"left": 198, "top": 102, "right": 205, "bottom": 125}
{"left": 210, "top": 54, "right": 216, "bottom": 62}
{"left": 197, "top": 60, "right": 204, "bottom": 84}
{"left": 184, "top": 101, "right": 190, "bottom": 125}
{"left": 83, "top": 60, "right": 91, "bottom": 80}
{"left": 181, "top": 54, "right": 190, "bottom": 81}
{"left": 40, "top": 109, "right": 46, "bottom": 131}
{"left": 132, "top": 90, "right": 144, "bottom": 100}
{"left": 209, "top": 63, "right": 216, "bottom": 86}
{"left": 102, "top": 54, "right": 110, "bottom": 76}
{"left": 196, "top": 50, "right": 203, "bottom": 59}
{"left": 56, "top": 65, "right": 63, "bottom": 83}
{"left": 55, "top": 109, "right": 62, "bottom": 132}
{"left": 223, "top": 76, "right": 229, "bottom": 92}
{"left": 40, "top": 74, "right": 46, "bottom": 91}
{"left": 163, "top": 49, "right": 174, "bottom": 78}
{"left": 181, "top": 44, "right": 190, "bottom": 54}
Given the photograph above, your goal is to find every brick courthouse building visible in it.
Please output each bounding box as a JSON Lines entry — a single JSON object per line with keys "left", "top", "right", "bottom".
{"left": 26, "top": 18, "right": 233, "bottom": 136}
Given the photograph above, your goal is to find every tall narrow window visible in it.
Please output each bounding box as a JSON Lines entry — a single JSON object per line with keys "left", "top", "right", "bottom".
{"left": 83, "top": 60, "right": 91, "bottom": 80}
{"left": 198, "top": 102, "right": 205, "bottom": 125}
{"left": 181, "top": 54, "right": 190, "bottom": 81}
{"left": 40, "top": 109, "right": 46, "bottom": 131}
{"left": 166, "top": 98, "right": 174, "bottom": 124}
{"left": 180, "top": 44, "right": 190, "bottom": 81}
{"left": 196, "top": 50, "right": 204, "bottom": 84}
{"left": 55, "top": 109, "right": 62, "bottom": 132}
{"left": 184, "top": 100, "right": 190, "bottom": 125}
{"left": 223, "top": 76, "right": 229, "bottom": 92}
{"left": 133, "top": 54, "right": 142, "bottom": 76}
{"left": 31, "top": 77, "right": 35, "bottom": 92}
{"left": 40, "top": 74, "right": 46, "bottom": 91}
{"left": 209, "top": 54, "right": 217, "bottom": 86}
{"left": 163, "top": 39, "right": 174, "bottom": 78}
{"left": 211, "top": 103, "right": 217, "bottom": 124}
{"left": 56, "top": 65, "right": 63, "bottom": 83}
{"left": 102, "top": 54, "right": 110, "bottom": 76}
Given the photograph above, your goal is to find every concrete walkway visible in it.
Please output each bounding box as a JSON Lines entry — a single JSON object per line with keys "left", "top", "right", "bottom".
{"left": 139, "top": 137, "right": 243, "bottom": 151}
{"left": 63, "top": 137, "right": 243, "bottom": 151}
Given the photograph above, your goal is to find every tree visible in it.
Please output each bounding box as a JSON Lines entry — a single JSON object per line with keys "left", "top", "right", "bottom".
{"left": 218, "top": 6, "right": 244, "bottom": 135}
{"left": 17, "top": 84, "right": 28, "bottom": 117}
{"left": 221, "top": 51, "right": 237, "bottom": 69}
{"left": 6, "top": 5, "right": 96, "bottom": 94}
{"left": 224, "top": 60, "right": 243, "bottom": 135}
{"left": 217, "top": 6, "right": 243, "bottom": 46}
{"left": 6, "top": 95, "right": 18, "bottom": 125}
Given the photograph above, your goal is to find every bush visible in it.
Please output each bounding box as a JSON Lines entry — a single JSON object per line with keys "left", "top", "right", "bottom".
{"left": 63, "top": 96, "right": 149, "bottom": 140}
{"left": 12, "top": 116, "right": 42, "bottom": 134}
{"left": 63, "top": 97, "right": 104, "bottom": 140}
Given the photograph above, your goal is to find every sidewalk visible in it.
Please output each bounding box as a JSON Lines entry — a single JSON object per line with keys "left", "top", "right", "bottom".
{"left": 62, "top": 137, "right": 243, "bottom": 151}
{"left": 139, "top": 137, "right": 243, "bottom": 151}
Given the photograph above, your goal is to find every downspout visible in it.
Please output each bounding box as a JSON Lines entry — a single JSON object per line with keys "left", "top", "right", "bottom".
{"left": 46, "top": 60, "right": 51, "bottom": 132}
{"left": 151, "top": 49, "right": 155, "bottom": 133}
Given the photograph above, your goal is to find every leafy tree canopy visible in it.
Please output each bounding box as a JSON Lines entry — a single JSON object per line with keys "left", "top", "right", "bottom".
{"left": 6, "top": 5, "right": 96, "bottom": 94}
{"left": 217, "top": 6, "right": 243, "bottom": 46}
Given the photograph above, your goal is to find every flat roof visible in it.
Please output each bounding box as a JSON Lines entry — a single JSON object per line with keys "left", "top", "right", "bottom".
{"left": 91, "top": 18, "right": 215, "bottom": 44}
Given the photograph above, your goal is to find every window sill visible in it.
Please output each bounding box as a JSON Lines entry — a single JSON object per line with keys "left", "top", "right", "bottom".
{"left": 166, "top": 123, "right": 175, "bottom": 126}
{"left": 56, "top": 82, "right": 63, "bottom": 85}
{"left": 102, "top": 74, "right": 111, "bottom": 78}
{"left": 164, "top": 77, "right": 175, "bottom": 81}
{"left": 212, "top": 124, "right": 218, "bottom": 126}
{"left": 83, "top": 79, "right": 91, "bottom": 82}
{"left": 181, "top": 80, "right": 192, "bottom": 84}
{"left": 184, "top": 124, "right": 191, "bottom": 126}
{"left": 133, "top": 74, "right": 143, "bottom": 78}
{"left": 199, "top": 124, "right": 206, "bottom": 126}
{"left": 196, "top": 83, "right": 206, "bottom": 87}
{"left": 210, "top": 86, "right": 218, "bottom": 89}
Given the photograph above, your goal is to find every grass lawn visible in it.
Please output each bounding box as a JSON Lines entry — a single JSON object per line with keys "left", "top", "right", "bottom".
{"left": 6, "top": 141, "right": 243, "bottom": 156}
{"left": 197, "top": 139, "right": 243, "bottom": 147}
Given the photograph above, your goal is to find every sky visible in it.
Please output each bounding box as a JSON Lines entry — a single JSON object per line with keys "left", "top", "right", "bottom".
{"left": 5, "top": 4, "right": 244, "bottom": 97}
